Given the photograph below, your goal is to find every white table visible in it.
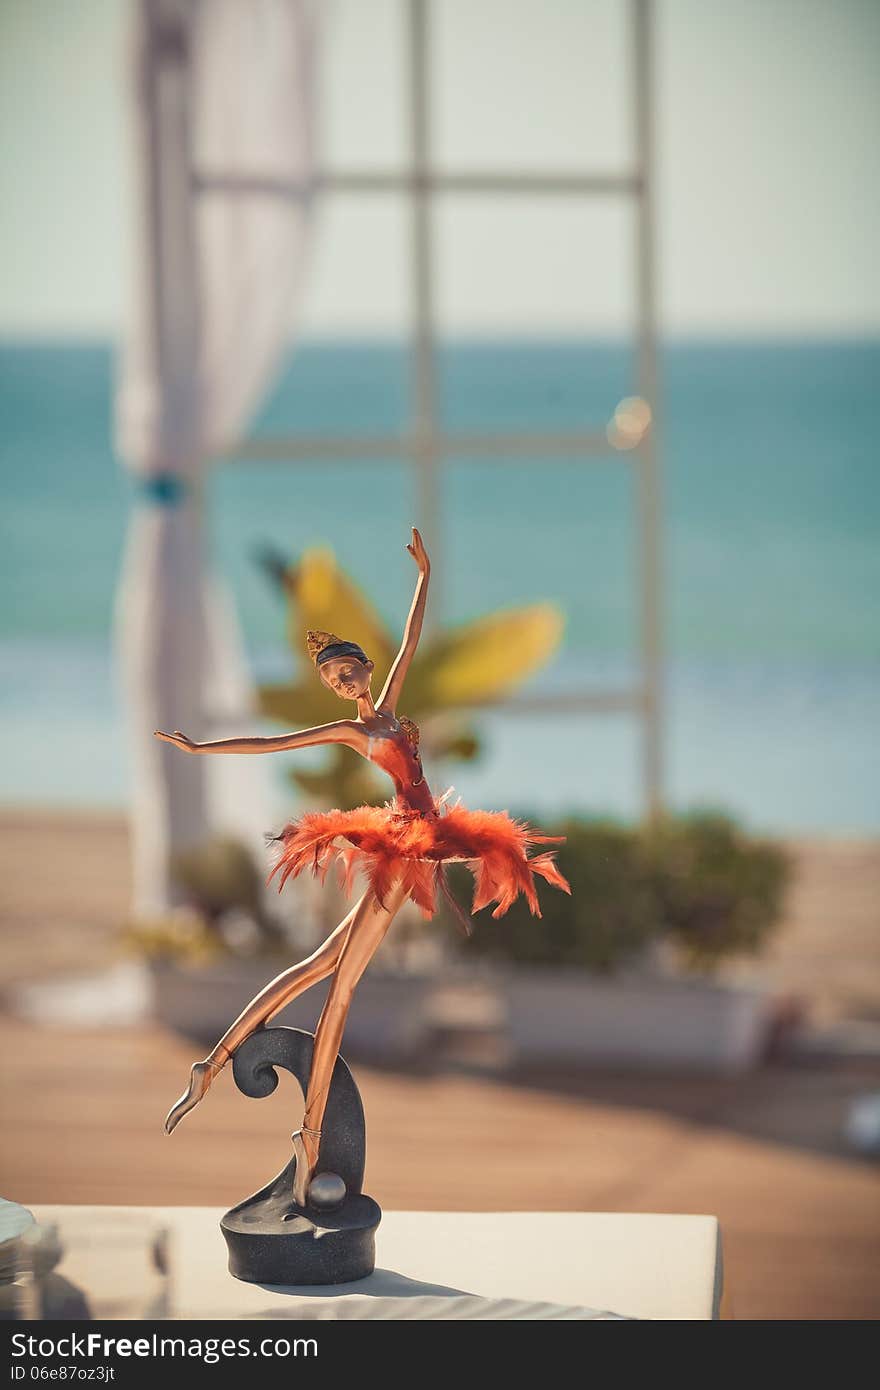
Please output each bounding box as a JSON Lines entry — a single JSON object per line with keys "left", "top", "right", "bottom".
{"left": 31, "top": 1206, "right": 722, "bottom": 1321}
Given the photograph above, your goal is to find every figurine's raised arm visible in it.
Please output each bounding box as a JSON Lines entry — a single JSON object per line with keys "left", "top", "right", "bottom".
{"left": 377, "top": 526, "right": 430, "bottom": 714}
{"left": 154, "top": 721, "right": 356, "bottom": 755}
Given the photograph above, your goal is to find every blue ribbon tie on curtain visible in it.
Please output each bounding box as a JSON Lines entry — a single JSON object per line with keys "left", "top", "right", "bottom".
{"left": 136, "top": 473, "right": 188, "bottom": 506}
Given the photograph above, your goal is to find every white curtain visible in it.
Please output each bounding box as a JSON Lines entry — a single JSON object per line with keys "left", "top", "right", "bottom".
{"left": 115, "top": 0, "right": 317, "bottom": 915}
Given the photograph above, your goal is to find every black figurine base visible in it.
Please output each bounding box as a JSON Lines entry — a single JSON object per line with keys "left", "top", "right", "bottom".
{"left": 220, "top": 1027, "right": 381, "bottom": 1286}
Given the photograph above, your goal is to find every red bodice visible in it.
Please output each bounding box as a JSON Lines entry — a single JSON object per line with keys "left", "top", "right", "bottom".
{"left": 365, "top": 723, "right": 437, "bottom": 817}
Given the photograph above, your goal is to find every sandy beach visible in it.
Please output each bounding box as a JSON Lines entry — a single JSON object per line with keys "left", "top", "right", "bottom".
{"left": 1, "top": 807, "right": 879, "bottom": 1320}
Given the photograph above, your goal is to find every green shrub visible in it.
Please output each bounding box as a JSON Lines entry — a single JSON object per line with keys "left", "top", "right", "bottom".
{"left": 457, "top": 818, "right": 658, "bottom": 973}
{"left": 643, "top": 811, "right": 791, "bottom": 972}
{"left": 457, "top": 810, "right": 790, "bottom": 975}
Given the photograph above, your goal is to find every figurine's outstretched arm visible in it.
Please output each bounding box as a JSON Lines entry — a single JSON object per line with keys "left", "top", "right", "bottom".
{"left": 377, "top": 526, "right": 430, "bottom": 713}
{"left": 154, "top": 722, "right": 357, "bottom": 755}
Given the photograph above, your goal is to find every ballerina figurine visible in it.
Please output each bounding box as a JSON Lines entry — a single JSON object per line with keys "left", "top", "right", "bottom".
{"left": 155, "top": 526, "right": 570, "bottom": 1209}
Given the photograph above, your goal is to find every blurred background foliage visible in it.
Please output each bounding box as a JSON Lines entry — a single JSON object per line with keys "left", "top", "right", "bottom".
{"left": 123, "top": 834, "right": 289, "bottom": 963}
{"left": 458, "top": 810, "right": 791, "bottom": 975}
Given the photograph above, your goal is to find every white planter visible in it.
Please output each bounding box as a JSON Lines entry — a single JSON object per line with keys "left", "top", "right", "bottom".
{"left": 488, "top": 964, "right": 773, "bottom": 1073}
{"left": 148, "top": 957, "right": 436, "bottom": 1062}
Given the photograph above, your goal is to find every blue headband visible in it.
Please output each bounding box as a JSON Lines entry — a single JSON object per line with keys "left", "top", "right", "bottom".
{"left": 315, "top": 641, "right": 369, "bottom": 668}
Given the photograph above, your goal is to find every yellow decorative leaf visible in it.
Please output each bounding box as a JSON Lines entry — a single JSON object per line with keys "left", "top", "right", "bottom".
{"left": 403, "top": 604, "right": 564, "bottom": 709}
{"left": 287, "top": 547, "right": 395, "bottom": 675}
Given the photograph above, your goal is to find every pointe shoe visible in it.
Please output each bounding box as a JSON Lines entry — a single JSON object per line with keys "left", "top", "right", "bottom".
{"left": 164, "top": 1058, "right": 223, "bottom": 1135}
{"left": 291, "top": 1126, "right": 321, "bottom": 1208}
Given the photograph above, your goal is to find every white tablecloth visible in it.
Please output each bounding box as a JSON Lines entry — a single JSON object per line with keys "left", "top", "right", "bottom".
{"left": 30, "top": 1206, "right": 722, "bottom": 1320}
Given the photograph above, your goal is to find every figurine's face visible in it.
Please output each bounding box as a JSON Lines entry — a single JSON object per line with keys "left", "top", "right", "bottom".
{"left": 318, "top": 655, "right": 374, "bottom": 701}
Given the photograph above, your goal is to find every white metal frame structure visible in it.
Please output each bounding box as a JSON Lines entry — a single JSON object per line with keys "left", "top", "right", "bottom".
{"left": 203, "top": 0, "right": 663, "bottom": 817}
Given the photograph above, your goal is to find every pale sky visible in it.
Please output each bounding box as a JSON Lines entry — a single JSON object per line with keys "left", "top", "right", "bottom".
{"left": 1, "top": 0, "right": 878, "bottom": 337}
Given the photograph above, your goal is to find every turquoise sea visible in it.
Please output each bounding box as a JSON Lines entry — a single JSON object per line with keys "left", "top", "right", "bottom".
{"left": 1, "top": 339, "right": 878, "bottom": 832}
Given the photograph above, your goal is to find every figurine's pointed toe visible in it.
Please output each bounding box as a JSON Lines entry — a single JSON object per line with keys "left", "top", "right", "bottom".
{"left": 163, "top": 1060, "right": 218, "bottom": 1135}
{"left": 163, "top": 1106, "right": 185, "bottom": 1136}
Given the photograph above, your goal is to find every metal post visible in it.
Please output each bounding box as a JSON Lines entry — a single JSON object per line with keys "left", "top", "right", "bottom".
{"left": 633, "top": 0, "right": 663, "bottom": 820}
{"left": 407, "top": 0, "right": 441, "bottom": 629}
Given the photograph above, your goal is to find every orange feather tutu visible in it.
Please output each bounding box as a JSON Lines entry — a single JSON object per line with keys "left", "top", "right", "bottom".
{"left": 266, "top": 792, "right": 571, "bottom": 929}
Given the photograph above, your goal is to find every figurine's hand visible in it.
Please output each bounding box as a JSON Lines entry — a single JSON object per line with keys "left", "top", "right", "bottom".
{"left": 406, "top": 526, "right": 430, "bottom": 575}
{"left": 154, "top": 729, "right": 199, "bottom": 753}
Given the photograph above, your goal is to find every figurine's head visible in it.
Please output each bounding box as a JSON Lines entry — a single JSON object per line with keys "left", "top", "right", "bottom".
{"left": 307, "top": 629, "right": 375, "bottom": 701}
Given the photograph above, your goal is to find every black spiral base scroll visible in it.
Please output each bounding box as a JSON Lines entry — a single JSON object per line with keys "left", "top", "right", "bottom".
{"left": 220, "top": 1026, "right": 381, "bottom": 1286}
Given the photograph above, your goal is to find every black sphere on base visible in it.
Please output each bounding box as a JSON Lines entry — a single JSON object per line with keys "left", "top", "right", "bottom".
{"left": 220, "top": 1026, "right": 381, "bottom": 1286}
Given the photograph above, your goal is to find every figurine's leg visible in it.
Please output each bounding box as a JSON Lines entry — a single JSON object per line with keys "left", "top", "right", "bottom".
{"left": 292, "top": 880, "right": 408, "bottom": 1204}
{"left": 209, "top": 898, "right": 363, "bottom": 1059}
{"left": 164, "top": 899, "right": 360, "bottom": 1135}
